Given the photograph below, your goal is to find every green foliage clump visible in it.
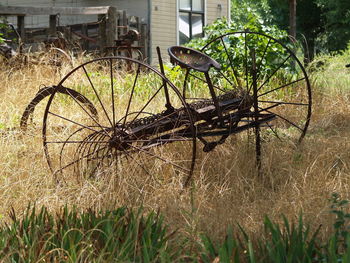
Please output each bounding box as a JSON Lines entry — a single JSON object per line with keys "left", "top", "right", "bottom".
{"left": 198, "top": 193, "right": 350, "bottom": 263}
{"left": 0, "top": 205, "right": 173, "bottom": 262}
{"left": 186, "top": 18, "right": 295, "bottom": 87}
{"left": 0, "top": 22, "right": 5, "bottom": 44}
{"left": 187, "top": 12, "right": 287, "bottom": 51}
{"left": 3, "top": 194, "right": 350, "bottom": 262}
{"left": 229, "top": 0, "right": 279, "bottom": 34}
{"left": 199, "top": 214, "right": 321, "bottom": 263}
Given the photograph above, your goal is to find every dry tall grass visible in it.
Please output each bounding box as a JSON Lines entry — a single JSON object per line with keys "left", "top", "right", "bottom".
{"left": 0, "top": 50, "right": 350, "bottom": 246}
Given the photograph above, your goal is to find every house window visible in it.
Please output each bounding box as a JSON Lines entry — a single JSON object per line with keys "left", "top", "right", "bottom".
{"left": 179, "top": 0, "right": 204, "bottom": 44}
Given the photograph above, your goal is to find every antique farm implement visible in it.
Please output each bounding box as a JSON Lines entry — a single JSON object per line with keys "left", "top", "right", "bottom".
{"left": 21, "top": 31, "right": 312, "bottom": 185}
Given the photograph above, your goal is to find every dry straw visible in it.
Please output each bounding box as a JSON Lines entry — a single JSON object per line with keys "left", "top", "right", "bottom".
{"left": 0, "top": 50, "right": 350, "bottom": 244}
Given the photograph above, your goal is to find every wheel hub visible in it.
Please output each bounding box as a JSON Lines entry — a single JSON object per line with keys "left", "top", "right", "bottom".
{"left": 108, "top": 129, "right": 130, "bottom": 151}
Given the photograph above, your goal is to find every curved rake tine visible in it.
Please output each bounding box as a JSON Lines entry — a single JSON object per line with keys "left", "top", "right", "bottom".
{"left": 74, "top": 131, "right": 105, "bottom": 177}
{"left": 58, "top": 126, "right": 89, "bottom": 179}
{"left": 54, "top": 145, "right": 109, "bottom": 176}
{"left": 128, "top": 142, "right": 191, "bottom": 173}
{"left": 81, "top": 132, "right": 109, "bottom": 176}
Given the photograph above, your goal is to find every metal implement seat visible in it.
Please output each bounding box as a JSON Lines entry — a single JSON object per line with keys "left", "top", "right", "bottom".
{"left": 168, "top": 46, "right": 221, "bottom": 73}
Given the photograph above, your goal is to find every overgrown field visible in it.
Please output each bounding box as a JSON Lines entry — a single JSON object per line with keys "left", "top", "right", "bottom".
{"left": 0, "top": 48, "right": 350, "bottom": 261}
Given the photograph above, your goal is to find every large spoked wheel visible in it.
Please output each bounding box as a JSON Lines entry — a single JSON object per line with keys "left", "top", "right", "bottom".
{"left": 186, "top": 31, "right": 311, "bottom": 167}
{"left": 43, "top": 57, "right": 196, "bottom": 185}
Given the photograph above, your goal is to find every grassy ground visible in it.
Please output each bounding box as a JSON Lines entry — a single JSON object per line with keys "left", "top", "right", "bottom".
{"left": 1, "top": 49, "right": 350, "bottom": 255}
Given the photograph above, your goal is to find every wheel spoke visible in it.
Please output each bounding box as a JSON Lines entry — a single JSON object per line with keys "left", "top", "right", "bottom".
{"left": 248, "top": 38, "right": 272, "bottom": 94}
{"left": 220, "top": 36, "right": 240, "bottom": 86}
{"left": 47, "top": 140, "right": 109, "bottom": 144}
{"left": 259, "top": 106, "right": 303, "bottom": 132}
{"left": 110, "top": 59, "right": 116, "bottom": 127}
{"left": 258, "top": 100, "right": 308, "bottom": 106}
{"left": 48, "top": 111, "right": 103, "bottom": 134}
{"left": 118, "top": 146, "right": 154, "bottom": 177}
{"left": 82, "top": 65, "right": 113, "bottom": 127}
{"left": 217, "top": 70, "right": 235, "bottom": 87}
{"left": 123, "top": 63, "right": 141, "bottom": 126}
{"left": 257, "top": 54, "right": 292, "bottom": 92}
{"left": 189, "top": 72, "right": 226, "bottom": 93}
{"left": 63, "top": 87, "right": 111, "bottom": 138}
{"left": 258, "top": 77, "right": 306, "bottom": 98}
{"left": 265, "top": 122, "right": 283, "bottom": 141}
{"left": 126, "top": 84, "right": 164, "bottom": 129}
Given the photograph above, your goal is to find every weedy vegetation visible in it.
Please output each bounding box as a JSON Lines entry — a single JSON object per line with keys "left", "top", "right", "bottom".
{"left": 0, "top": 41, "right": 350, "bottom": 261}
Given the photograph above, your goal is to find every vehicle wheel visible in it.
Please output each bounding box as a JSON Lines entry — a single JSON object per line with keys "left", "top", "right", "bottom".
{"left": 183, "top": 31, "right": 312, "bottom": 169}
{"left": 42, "top": 57, "right": 196, "bottom": 185}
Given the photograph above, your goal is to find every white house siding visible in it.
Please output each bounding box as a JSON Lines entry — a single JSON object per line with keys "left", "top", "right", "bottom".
{"left": 150, "top": 0, "right": 176, "bottom": 64}
{"left": 149, "top": 0, "right": 229, "bottom": 64}
{"left": 207, "top": 0, "right": 229, "bottom": 25}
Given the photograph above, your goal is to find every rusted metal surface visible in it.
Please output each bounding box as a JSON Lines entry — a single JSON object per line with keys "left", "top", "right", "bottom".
{"left": 105, "top": 29, "right": 143, "bottom": 60}
{"left": 21, "top": 30, "right": 312, "bottom": 185}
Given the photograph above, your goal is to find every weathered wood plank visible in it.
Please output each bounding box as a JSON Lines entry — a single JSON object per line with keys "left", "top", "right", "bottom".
{"left": 0, "top": 6, "right": 110, "bottom": 16}
{"left": 48, "top": 15, "right": 57, "bottom": 36}
{"left": 106, "top": 6, "right": 118, "bottom": 48}
{"left": 17, "top": 16, "right": 25, "bottom": 42}
{"left": 98, "top": 14, "right": 107, "bottom": 53}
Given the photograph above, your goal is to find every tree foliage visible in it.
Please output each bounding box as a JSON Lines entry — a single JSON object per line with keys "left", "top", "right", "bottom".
{"left": 229, "top": 0, "right": 350, "bottom": 56}
{"left": 315, "top": 0, "right": 350, "bottom": 52}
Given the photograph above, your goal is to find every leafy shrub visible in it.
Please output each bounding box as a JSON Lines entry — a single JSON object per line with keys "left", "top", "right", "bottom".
{"left": 185, "top": 17, "right": 301, "bottom": 91}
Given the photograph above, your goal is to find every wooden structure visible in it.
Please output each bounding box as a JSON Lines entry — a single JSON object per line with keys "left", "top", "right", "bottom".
{"left": 0, "top": 6, "right": 148, "bottom": 58}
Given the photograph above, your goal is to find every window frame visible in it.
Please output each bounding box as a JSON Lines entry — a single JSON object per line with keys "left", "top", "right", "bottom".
{"left": 178, "top": 0, "right": 205, "bottom": 45}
